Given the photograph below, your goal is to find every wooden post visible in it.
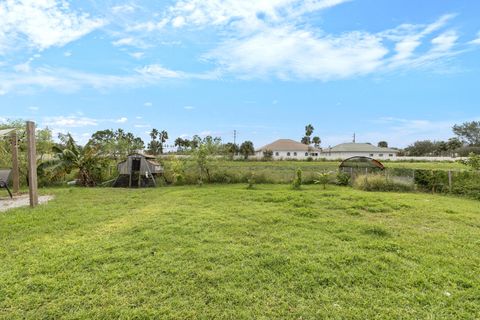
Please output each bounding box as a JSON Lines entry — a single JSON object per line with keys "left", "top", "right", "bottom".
{"left": 11, "top": 131, "right": 20, "bottom": 194}
{"left": 26, "top": 121, "right": 38, "bottom": 207}
{"left": 448, "top": 170, "right": 452, "bottom": 192}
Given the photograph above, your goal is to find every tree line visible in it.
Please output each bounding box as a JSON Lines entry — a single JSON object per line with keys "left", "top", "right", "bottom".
{"left": 1, "top": 119, "right": 479, "bottom": 187}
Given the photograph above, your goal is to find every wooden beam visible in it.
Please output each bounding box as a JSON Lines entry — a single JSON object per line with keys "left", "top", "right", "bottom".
{"left": 26, "top": 121, "right": 38, "bottom": 207}
{"left": 11, "top": 131, "right": 20, "bottom": 194}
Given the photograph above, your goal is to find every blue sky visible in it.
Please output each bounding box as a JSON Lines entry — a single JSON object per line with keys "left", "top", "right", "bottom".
{"left": 1, "top": 0, "right": 480, "bottom": 149}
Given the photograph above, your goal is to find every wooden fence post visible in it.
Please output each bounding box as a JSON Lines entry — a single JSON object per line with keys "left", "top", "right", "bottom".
{"left": 26, "top": 121, "right": 38, "bottom": 207}
{"left": 448, "top": 170, "right": 452, "bottom": 192}
{"left": 11, "top": 131, "right": 20, "bottom": 194}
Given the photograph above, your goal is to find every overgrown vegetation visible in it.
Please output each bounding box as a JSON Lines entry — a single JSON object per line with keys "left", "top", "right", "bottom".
{"left": 354, "top": 174, "right": 415, "bottom": 192}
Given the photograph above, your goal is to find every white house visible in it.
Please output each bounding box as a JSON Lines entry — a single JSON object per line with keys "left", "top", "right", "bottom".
{"left": 255, "top": 139, "right": 321, "bottom": 160}
{"left": 322, "top": 143, "right": 399, "bottom": 160}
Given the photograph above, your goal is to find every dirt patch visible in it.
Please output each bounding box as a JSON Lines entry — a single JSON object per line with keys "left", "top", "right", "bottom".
{"left": 0, "top": 195, "right": 54, "bottom": 212}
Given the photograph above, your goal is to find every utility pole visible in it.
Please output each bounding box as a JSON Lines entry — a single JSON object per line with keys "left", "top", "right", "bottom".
{"left": 353, "top": 133, "right": 356, "bottom": 143}
{"left": 233, "top": 130, "right": 237, "bottom": 146}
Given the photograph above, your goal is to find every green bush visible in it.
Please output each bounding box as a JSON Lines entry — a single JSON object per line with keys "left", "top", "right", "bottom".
{"left": 414, "top": 170, "right": 449, "bottom": 193}
{"left": 336, "top": 172, "right": 351, "bottom": 186}
{"left": 354, "top": 174, "right": 415, "bottom": 192}
{"left": 314, "top": 171, "right": 334, "bottom": 189}
{"left": 450, "top": 171, "right": 480, "bottom": 200}
{"left": 292, "top": 168, "right": 302, "bottom": 190}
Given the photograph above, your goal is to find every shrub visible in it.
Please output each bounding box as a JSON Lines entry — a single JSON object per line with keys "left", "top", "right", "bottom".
{"left": 414, "top": 170, "right": 448, "bottom": 193}
{"left": 460, "top": 153, "right": 480, "bottom": 170}
{"left": 246, "top": 172, "right": 255, "bottom": 189}
{"left": 262, "top": 150, "right": 273, "bottom": 161}
{"left": 450, "top": 171, "right": 480, "bottom": 200}
{"left": 354, "top": 174, "right": 415, "bottom": 192}
{"left": 336, "top": 172, "right": 351, "bottom": 186}
{"left": 314, "top": 171, "right": 333, "bottom": 189}
{"left": 292, "top": 168, "right": 302, "bottom": 190}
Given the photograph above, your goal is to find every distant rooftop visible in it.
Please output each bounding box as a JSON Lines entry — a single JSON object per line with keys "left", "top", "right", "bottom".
{"left": 328, "top": 143, "right": 398, "bottom": 153}
{"left": 257, "top": 139, "right": 320, "bottom": 152}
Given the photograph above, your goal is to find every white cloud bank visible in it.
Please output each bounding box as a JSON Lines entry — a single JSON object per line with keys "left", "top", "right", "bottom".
{"left": 131, "top": 0, "right": 469, "bottom": 81}
{"left": 0, "top": 0, "right": 104, "bottom": 53}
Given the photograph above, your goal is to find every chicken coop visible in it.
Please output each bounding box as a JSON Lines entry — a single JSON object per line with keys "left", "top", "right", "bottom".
{"left": 113, "top": 154, "right": 163, "bottom": 188}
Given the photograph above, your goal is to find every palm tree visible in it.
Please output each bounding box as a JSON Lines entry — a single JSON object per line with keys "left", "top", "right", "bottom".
{"left": 39, "top": 134, "right": 106, "bottom": 187}
{"left": 305, "top": 124, "right": 314, "bottom": 137}
{"left": 150, "top": 129, "right": 159, "bottom": 141}
{"left": 312, "top": 136, "right": 321, "bottom": 148}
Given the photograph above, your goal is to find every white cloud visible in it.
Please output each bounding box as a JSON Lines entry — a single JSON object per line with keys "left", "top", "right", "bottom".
{"left": 115, "top": 117, "right": 128, "bottom": 123}
{"left": 431, "top": 30, "right": 458, "bottom": 52}
{"left": 164, "top": 0, "right": 349, "bottom": 31}
{"left": 144, "top": 102, "right": 153, "bottom": 107}
{"left": 28, "top": 106, "right": 39, "bottom": 111}
{"left": 112, "top": 37, "right": 148, "bottom": 48}
{"left": 111, "top": 4, "right": 136, "bottom": 15}
{"left": 136, "top": 64, "right": 185, "bottom": 78}
{"left": 112, "top": 37, "right": 135, "bottom": 46}
{"left": 205, "top": 14, "right": 464, "bottom": 80}
{"left": 43, "top": 116, "right": 98, "bottom": 128}
{"left": 134, "top": 124, "right": 150, "bottom": 128}
{"left": 0, "top": 64, "right": 215, "bottom": 94}
{"left": 469, "top": 31, "right": 480, "bottom": 45}
{"left": 130, "top": 52, "right": 144, "bottom": 59}
{"left": 0, "top": 0, "right": 104, "bottom": 53}
{"left": 184, "top": 106, "right": 195, "bottom": 110}
{"left": 207, "top": 26, "right": 388, "bottom": 80}
{"left": 13, "top": 61, "right": 32, "bottom": 73}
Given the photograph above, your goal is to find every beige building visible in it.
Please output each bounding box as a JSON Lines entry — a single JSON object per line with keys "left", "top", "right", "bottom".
{"left": 255, "top": 139, "right": 399, "bottom": 160}
{"left": 255, "top": 139, "right": 321, "bottom": 160}
{"left": 323, "top": 143, "right": 399, "bottom": 160}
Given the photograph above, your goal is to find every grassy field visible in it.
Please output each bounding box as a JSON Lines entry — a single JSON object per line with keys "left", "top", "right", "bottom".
{"left": 161, "top": 159, "right": 467, "bottom": 185}
{"left": 216, "top": 160, "right": 467, "bottom": 170}
{"left": 1, "top": 185, "right": 479, "bottom": 319}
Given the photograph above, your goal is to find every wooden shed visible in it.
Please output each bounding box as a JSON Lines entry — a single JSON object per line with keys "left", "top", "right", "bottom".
{"left": 113, "top": 154, "right": 163, "bottom": 188}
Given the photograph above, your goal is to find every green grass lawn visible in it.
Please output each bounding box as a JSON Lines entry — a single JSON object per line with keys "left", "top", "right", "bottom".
{"left": 1, "top": 185, "right": 479, "bottom": 319}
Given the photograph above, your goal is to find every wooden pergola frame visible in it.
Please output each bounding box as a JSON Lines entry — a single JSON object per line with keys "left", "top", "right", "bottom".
{"left": 2, "top": 121, "right": 38, "bottom": 207}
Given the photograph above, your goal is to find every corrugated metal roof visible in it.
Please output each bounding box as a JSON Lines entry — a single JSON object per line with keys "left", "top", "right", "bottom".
{"left": 257, "top": 139, "right": 320, "bottom": 152}
{"left": 329, "top": 143, "right": 398, "bottom": 153}
{"left": 0, "top": 128, "right": 15, "bottom": 137}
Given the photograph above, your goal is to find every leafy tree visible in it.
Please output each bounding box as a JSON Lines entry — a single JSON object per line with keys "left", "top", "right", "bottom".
{"left": 435, "top": 141, "right": 448, "bottom": 156}
{"left": 378, "top": 141, "right": 388, "bottom": 148}
{"left": 447, "top": 137, "right": 463, "bottom": 152}
{"left": 262, "top": 149, "right": 273, "bottom": 160}
{"left": 174, "top": 137, "right": 192, "bottom": 152}
{"left": 405, "top": 140, "right": 436, "bottom": 156}
{"left": 39, "top": 134, "right": 108, "bottom": 186}
{"left": 192, "top": 136, "right": 222, "bottom": 182}
{"left": 223, "top": 142, "right": 239, "bottom": 159}
{"left": 461, "top": 153, "right": 480, "bottom": 170}
{"left": 453, "top": 121, "right": 480, "bottom": 146}
{"left": 89, "top": 129, "right": 144, "bottom": 160}
{"left": 239, "top": 141, "right": 255, "bottom": 159}
{"left": 312, "top": 136, "right": 321, "bottom": 148}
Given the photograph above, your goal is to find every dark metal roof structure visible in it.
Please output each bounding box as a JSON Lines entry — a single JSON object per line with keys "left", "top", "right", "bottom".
{"left": 339, "top": 156, "right": 385, "bottom": 170}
